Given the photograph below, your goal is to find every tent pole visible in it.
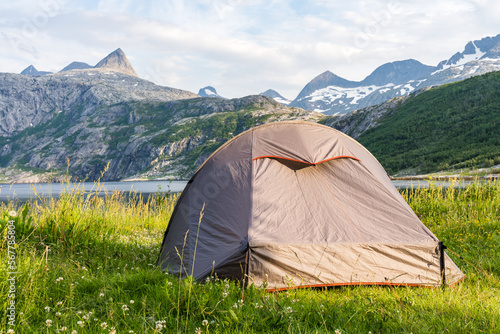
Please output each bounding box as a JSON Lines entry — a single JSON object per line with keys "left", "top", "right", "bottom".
{"left": 439, "top": 241, "right": 446, "bottom": 287}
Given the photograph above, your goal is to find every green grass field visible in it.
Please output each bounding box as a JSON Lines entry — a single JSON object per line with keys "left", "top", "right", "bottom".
{"left": 1, "top": 180, "right": 499, "bottom": 333}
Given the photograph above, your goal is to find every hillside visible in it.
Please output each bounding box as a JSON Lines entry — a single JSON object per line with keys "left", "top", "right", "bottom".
{"left": 354, "top": 71, "right": 500, "bottom": 175}
{"left": 0, "top": 95, "right": 321, "bottom": 182}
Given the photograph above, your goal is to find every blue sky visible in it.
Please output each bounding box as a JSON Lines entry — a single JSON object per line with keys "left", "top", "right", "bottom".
{"left": 1, "top": 0, "right": 499, "bottom": 99}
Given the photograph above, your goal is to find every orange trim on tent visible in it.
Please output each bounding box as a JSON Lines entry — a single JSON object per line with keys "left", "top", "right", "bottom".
{"left": 252, "top": 155, "right": 361, "bottom": 164}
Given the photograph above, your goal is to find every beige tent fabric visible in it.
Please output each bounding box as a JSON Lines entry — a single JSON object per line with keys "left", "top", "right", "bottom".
{"left": 157, "top": 121, "right": 465, "bottom": 289}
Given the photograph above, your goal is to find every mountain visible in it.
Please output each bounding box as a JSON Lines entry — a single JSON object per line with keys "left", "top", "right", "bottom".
{"left": 292, "top": 33, "right": 500, "bottom": 115}
{"left": 20, "top": 65, "right": 52, "bottom": 76}
{"left": 198, "top": 86, "right": 224, "bottom": 98}
{"left": 60, "top": 61, "right": 92, "bottom": 72}
{"left": 0, "top": 94, "right": 321, "bottom": 182}
{"left": 94, "top": 48, "right": 138, "bottom": 77}
{"left": 260, "top": 89, "right": 291, "bottom": 105}
{"left": 322, "top": 71, "right": 500, "bottom": 175}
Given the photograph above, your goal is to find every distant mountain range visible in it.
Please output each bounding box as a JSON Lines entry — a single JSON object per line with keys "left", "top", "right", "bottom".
{"left": 20, "top": 48, "right": 138, "bottom": 77}
{"left": 278, "top": 33, "right": 500, "bottom": 115}
{"left": 2, "top": 34, "right": 500, "bottom": 182}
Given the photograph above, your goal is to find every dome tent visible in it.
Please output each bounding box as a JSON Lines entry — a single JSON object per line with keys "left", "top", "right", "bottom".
{"left": 157, "top": 121, "right": 464, "bottom": 290}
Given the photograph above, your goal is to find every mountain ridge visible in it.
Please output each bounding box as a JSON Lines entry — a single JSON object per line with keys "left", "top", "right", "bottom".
{"left": 288, "top": 33, "right": 500, "bottom": 115}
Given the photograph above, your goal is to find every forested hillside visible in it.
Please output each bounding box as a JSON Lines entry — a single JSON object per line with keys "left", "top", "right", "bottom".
{"left": 357, "top": 71, "right": 500, "bottom": 175}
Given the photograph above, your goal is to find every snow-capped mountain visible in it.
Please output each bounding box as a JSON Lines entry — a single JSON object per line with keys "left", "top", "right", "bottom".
{"left": 259, "top": 89, "right": 291, "bottom": 105}
{"left": 198, "top": 86, "right": 225, "bottom": 98}
{"left": 291, "top": 33, "right": 500, "bottom": 115}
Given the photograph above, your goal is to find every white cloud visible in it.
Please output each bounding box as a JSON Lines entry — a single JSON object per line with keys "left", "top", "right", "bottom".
{"left": 0, "top": 0, "right": 499, "bottom": 99}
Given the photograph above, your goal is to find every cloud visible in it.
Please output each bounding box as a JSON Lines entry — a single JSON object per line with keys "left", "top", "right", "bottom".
{"left": 0, "top": 0, "right": 499, "bottom": 99}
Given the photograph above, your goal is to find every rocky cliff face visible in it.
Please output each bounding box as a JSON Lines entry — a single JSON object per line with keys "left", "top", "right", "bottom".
{"left": 0, "top": 89, "right": 321, "bottom": 182}
{"left": 0, "top": 70, "right": 198, "bottom": 137}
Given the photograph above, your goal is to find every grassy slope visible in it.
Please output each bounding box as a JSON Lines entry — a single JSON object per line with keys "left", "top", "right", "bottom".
{"left": 357, "top": 71, "right": 500, "bottom": 175}
{"left": 1, "top": 180, "right": 499, "bottom": 333}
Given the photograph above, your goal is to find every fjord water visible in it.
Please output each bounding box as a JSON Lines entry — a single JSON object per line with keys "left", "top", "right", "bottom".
{"left": 0, "top": 180, "right": 188, "bottom": 202}
{"left": 0, "top": 179, "right": 478, "bottom": 202}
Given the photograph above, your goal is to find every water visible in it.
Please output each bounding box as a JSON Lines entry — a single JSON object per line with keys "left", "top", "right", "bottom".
{"left": 0, "top": 179, "right": 480, "bottom": 202}
{"left": 0, "top": 180, "right": 188, "bottom": 202}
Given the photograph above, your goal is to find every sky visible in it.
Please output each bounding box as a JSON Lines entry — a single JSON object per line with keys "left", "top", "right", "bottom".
{"left": 0, "top": 0, "right": 499, "bottom": 100}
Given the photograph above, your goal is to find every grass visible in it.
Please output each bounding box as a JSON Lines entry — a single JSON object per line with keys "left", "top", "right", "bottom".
{"left": 1, "top": 179, "right": 499, "bottom": 333}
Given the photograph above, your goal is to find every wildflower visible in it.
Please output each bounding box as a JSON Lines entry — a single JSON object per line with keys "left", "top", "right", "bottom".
{"left": 59, "top": 327, "right": 67, "bottom": 331}
{"left": 109, "top": 327, "right": 116, "bottom": 334}
{"left": 202, "top": 319, "right": 208, "bottom": 326}
{"left": 45, "top": 306, "right": 51, "bottom": 312}
{"left": 55, "top": 277, "right": 64, "bottom": 283}
{"left": 232, "top": 303, "right": 238, "bottom": 309}
{"left": 238, "top": 299, "right": 244, "bottom": 306}
{"left": 122, "top": 304, "right": 129, "bottom": 311}
{"left": 9, "top": 210, "right": 17, "bottom": 217}
{"left": 222, "top": 292, "right": 228, "bottom": 298}
{"left": 195, "top": 328, "right": 201, "bottom": 334}
{"left": 100, "top": 322, "right": 108, "bottom": 329}
{"left": 99, "top": 293, "right": 105, "bottom": 297}
{"left": 81, "top": 266, "right": 87, "bottom": 271}
{"left": 77, "top": 320, "right": 84, "bottom": 327}
{"left": 285, "top": 306, "right": 293, "bottom": 314}
{"left": 168, "top": 282, "right": 173, "bottom": 287}
{"left": 57, "top": 301, "right": 63, "bottom": 306}
{"left": 335, "top": 329, "right": 342, "bottom": 334}
{"left": 56, "top": 312, "right": 62, "bottom": 316}
{"left": 130, "top": 300, "right": 134, "bottom": 304}
{"left": 45, "top": 319, "right": 53, "bottom": 327}
{"left": 76, "top": 311, "right": 82, "bottom": 315}
{"left": 7, "top": 329, "right": 15, "bottom": 334}
{"left": 155, "top": 320, "right": 166, "bottom": 330}
{"left": 72, "top": 331, "right": 77, "bottom": 334}
{"left": 82, "top": 314, "right": 89, "bottom": 320}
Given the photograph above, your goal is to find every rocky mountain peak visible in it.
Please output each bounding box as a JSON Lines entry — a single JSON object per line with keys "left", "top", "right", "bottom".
{"left": 20, "top": 65, "right": 52, "bottom": 76}
{"left": 260, "top": 89, "right": 291, "bottom": 105}
{"left": 94, "top": 48, "right": 138, "bottom": 77}
{"left": 295, "top": 70, "right": 358, "bottom": 101}
{"left": 361, "top": 59, "right": 435, "bottom": 86}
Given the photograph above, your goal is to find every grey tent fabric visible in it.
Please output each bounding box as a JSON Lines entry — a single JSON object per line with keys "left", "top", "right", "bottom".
{"left": 157, "top": 121, "right": 465, "bottom": 290}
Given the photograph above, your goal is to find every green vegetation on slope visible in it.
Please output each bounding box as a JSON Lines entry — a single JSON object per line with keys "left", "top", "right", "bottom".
{"left": 1, "top": 180, "right": 499, "bottom": 333}
{"left": 357, "top": 71, "right": 500, "bottom": 175}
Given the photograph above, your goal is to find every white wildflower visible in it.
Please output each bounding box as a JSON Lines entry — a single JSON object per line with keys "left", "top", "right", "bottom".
{"left": 44, "top": 306, "right": 50, "bottom": 312}
{"left": 45, "top": 319, "right": 53, "bottom": 327}
{"left": 100, "top": 322, "right": 108, "bottom": 329}
{"left": 202, "top": 319, "right": 208, "bottom": 326}
{"left": 9, "top": 211, "right": 17, "bottom": 217}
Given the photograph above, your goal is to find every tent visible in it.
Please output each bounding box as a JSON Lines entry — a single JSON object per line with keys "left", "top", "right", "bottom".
{"left": 157, "top": 121, "right": 464, "bottom": 290}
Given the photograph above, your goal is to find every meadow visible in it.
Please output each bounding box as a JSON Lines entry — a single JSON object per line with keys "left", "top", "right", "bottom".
{"left": 1, "top": 179, "right": 499, "bottom": 333}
